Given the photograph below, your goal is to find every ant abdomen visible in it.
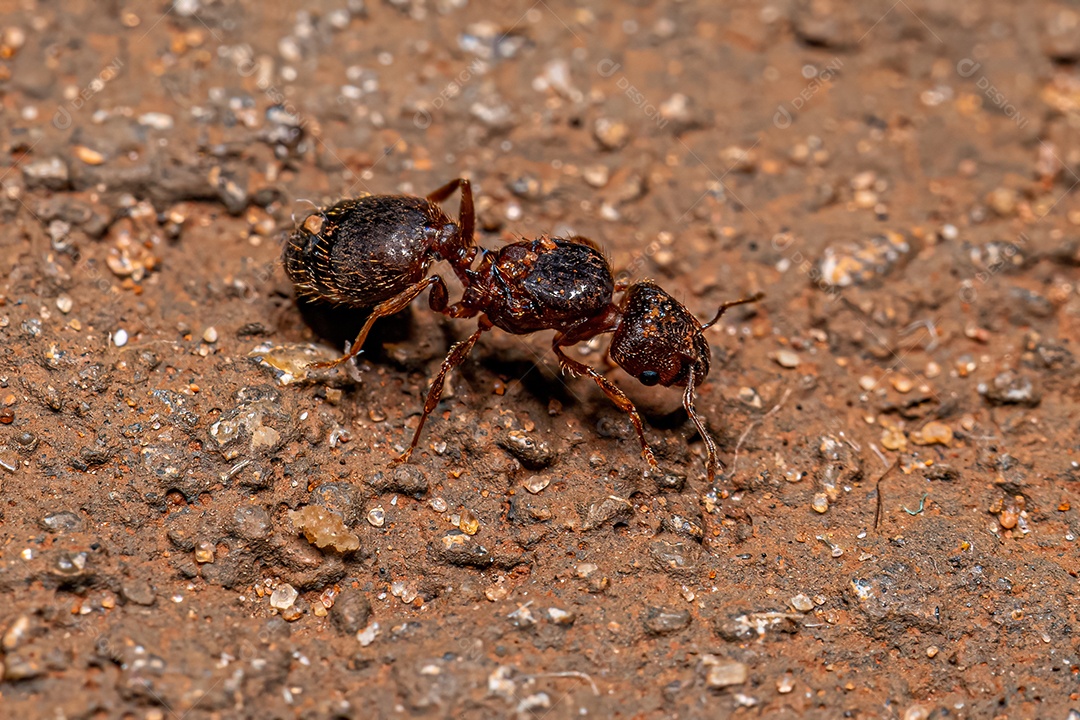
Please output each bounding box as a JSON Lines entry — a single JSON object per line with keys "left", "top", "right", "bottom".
{"left": 284, "top": 195, "right": 456, "bottom": 308}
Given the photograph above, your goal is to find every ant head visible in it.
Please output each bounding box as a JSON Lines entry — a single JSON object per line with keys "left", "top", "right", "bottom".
{"left": 609, "top": 281, "right": 710, "bottom": 389}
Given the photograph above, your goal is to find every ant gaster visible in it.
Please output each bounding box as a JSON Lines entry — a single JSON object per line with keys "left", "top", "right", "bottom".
{"left": 283, "top": 178, "right": 477, "bottom": 369}
{"left": 284, "top": 180, "right": 762, "bottom": 482}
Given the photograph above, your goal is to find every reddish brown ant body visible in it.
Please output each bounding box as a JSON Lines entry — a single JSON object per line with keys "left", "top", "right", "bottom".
{"left": 283, "top": 180, "right": 761, "bottom": 481}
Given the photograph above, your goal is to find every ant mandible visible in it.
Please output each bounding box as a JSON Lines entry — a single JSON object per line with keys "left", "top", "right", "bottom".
{"left": 284, "top": 180, "right": 762, "bottom": 482}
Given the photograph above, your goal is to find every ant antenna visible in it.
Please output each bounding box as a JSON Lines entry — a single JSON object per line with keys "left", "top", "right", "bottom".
{"left": 700, "top": 292, "right": 764, "bottom": 330}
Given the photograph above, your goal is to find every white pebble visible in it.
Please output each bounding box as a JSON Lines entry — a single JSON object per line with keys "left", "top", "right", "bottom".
{"left": 357, "top": 621, "right": 380, "bottom": 646}
{"left": 138, "top": 112, "right": 174, "bottom": 130}
{"left": 112, "top": 329, "right": 129, "bottom": 347}
{"left": 773, "top": 350, "right": 800, "bottom": 369}
{"left": 269, "top": 583, "right": 298, "bottom": 610}
{"left": 202, "top": 326, "right": 218, "bottom": 343}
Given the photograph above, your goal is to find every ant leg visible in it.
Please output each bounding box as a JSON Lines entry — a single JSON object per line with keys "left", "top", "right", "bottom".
{"left": 426, "top": 178, "right": 474, "bottom": 244}
{"left": 426, "top": 177, "right": 469, "bottom": 204}
{"left": 457, "top": 180, "right": 474, "bottom": 252}
{"left": 308, "top": 276, "right": 443, "bottom": 369}
{"left": 683, "top": 379, "right": 721, "bottom": 484}
{"left": 701, "top": 291, "right": 764, "bottom": 330}
{"left": 394, "top": 318, "right": 491, "bottom": 464}
{"left": 552, "top": 339, "right": 659, "bottom": 472}
{"left": 428, "top": 279, "right": 479, "bottom": 320}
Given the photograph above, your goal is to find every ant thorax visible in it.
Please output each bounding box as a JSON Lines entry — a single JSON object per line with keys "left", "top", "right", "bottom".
{"left": 476, "top": 238, "right": 615, "bottom": 335}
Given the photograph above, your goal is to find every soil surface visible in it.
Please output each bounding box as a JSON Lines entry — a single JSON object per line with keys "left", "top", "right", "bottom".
{"left": 1, "top": 1, "right": 1080, "bottom": 718}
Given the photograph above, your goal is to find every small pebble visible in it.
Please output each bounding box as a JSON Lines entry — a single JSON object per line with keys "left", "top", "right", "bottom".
{"left": 367, "top": 506, "right": 385, "bottom": 528}
{"left": 459, "top": 509, "right": 480, "bottom": 535}
{"left": 281, "top": 602, "right": 304, "bottom": 622}
{"left": 269, "top": 583, "right": 298, "bottom": 610}
{"left": 964, "top": 324, "right": 990, "bottom": 343}
{"left": 575, "top": 563, "right": 598, "bottom": 578}
{"left": 593, "top": 118, "right": 631, "bottom": 151}
{"left": 789, "top": 593, "right": 814, "bottom": 612}
{"left": 643, "top": 607, "right": 691, "bottom": 635}
{"left": 357, "top": 621, "right": 380, "bottom": 646}
{"left": 2, "top": 26, "right": 26, "bottom": 50}
{"left": 955, "top": 355, "right": 976, "bottom": 377}
{"left": 202, "top": 326, "right": 218, "bottom": 343}
{"left": 881, "top": 426, "right": 907, "bottom": 452}
{"left": 55, "top": 295, "right": 72, "bottom": 314}
{"left": 738, "top": 386, "right": 762, "bottom": 408}
{"left": 777, "top": 673, "right": 795, "bottom": 693}
{"left": 911, "top": 421, "right": 952, "bottom": 446}
{"left": 22, "top": 157, "right": 69, "bottom": 190}
{"left": 429, "top": 497, "right": 447, "bottom": 513}
{"left": 547, "top": 607, "right": 575, "bottom": 625}
{"left": 853, "top": 189, "right": 878, "bottom": 208}
{"left": 720, "top": 145, "right": 756, "bottom": 172}
{"left": 773, "top": 350, "right": 800, "bottom": 369}
{"left": 390, "top": 581, "right": 417, "bottom": 604}
{"left": 926, "top": 645, "right": 939, "bottom": 658}
{"left": 582, "top": 165, "right": 610, "bottom": 188}
{"left": 74, "top": 145, "right": 105, "bottom": 165}
{"left": 523, "top": 476, "right": 550, "bottom": 494}
{"left": 811, "top": 494, "right": 829, "bottom": 514}
{"left": 485, "top": 584, "right": 510, "bottom": 602}
{"left": 112, "top": 329, "right": 129, "bottom": 347}
{"left": 891, "top": 375, "right": 913, "bottom": 393}
{"left": 703, "top": 656, "right": 748, "bottom": 688}
{"left": 194, "top": 540, "right": 215, "bottom": 564}
{"left": 903, "top": 705, "right": 931, "bottom": 720}
{"left": 850, "top": 171, "right": 876, "bottom": 191}
{"left": 986, "top": 187, "right": 1018, "bottom": 217}
{"left": 2, "top": 616, "right": 31, "bottom": 651}
{"left": 138, "top": 112, "right": 175, "bottom": 130}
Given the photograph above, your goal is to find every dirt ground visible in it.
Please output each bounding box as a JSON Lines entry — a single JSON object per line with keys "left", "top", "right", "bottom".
{"left": 1, "top": 0, "right": 1079, "bottom": 718}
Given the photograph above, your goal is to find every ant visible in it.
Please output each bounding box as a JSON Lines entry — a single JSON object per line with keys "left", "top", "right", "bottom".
{"left": 284, "top": 180, "right": 762, "bottom": 482}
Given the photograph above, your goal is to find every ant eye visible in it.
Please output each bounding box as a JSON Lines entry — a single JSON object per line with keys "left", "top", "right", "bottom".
{"left": 639, "top": 370, "right": 660, "bottom": 386}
